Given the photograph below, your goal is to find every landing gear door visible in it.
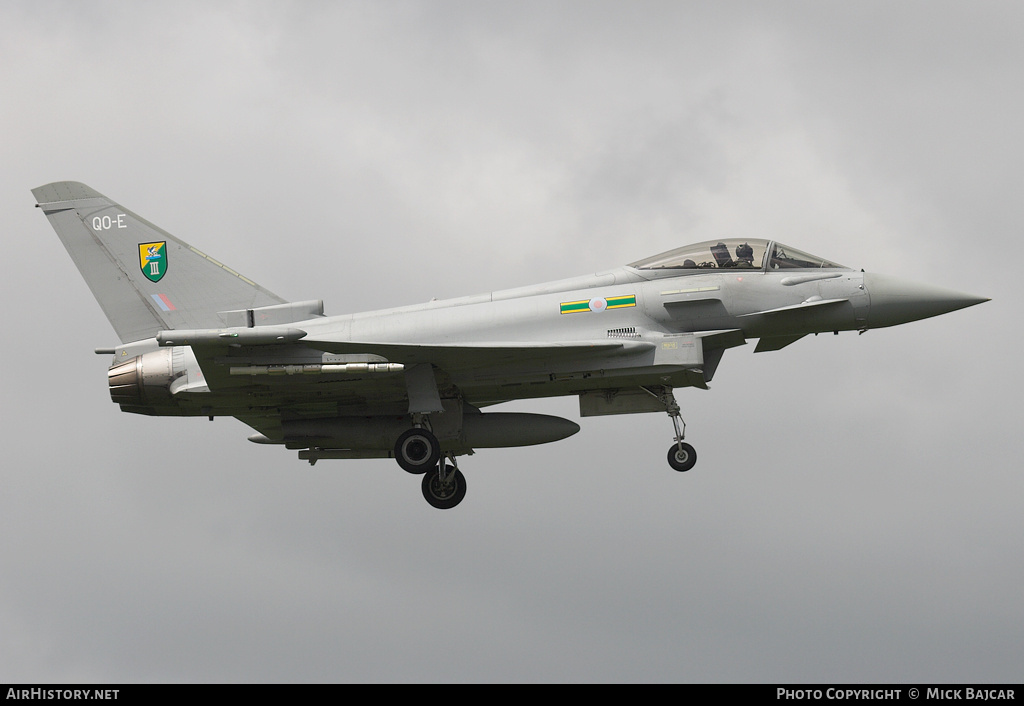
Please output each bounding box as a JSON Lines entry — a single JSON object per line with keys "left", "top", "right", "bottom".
{"left": 653, "top": 333, "right": 702, "bottom": 367}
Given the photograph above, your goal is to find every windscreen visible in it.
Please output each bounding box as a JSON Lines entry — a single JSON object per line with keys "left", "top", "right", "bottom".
{"left": 768, "top": 243, "right": 847, "bottom": 270}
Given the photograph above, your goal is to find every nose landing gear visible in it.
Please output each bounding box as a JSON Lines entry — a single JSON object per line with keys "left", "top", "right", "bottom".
{"left": 642, "top": 385, "right": 698, "bottom": 473}
{"left": 664, "top": 400, "right": 697, "bottom": 472}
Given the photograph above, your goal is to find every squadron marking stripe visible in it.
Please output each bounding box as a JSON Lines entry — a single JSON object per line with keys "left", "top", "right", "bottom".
{"left": 560, "top": 294, "right": 636, "bottom": 314}
{"left": 560, "top": 299, "right": 592, "bottom": 314}
{"left": 605, "top": 295, "right": 637, "bottom": 309}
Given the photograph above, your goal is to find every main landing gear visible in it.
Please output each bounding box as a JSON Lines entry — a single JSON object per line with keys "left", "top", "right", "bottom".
{"left": 393, "top": 423, "right": 467, "bottom": 509}
{"left": 421, "top": 460, "right": 467, "bottom": 510}
{"left": 394, "top": 427, "right": 441, "bottom": 474}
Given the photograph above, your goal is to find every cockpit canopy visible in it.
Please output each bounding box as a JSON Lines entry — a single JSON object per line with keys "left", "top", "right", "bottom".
{"left": 629, "top": 238, "right": 848, "bottom": 272}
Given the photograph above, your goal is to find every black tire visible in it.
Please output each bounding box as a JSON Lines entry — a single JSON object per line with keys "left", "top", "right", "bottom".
{"left": 667, "top": 442, "right": 697, "bottom": 472}
{"left": 421, "top": 465, "right": 467, "bottom": 509}
{"left": 394, "top": 428, "right": 441, "bottom": 474}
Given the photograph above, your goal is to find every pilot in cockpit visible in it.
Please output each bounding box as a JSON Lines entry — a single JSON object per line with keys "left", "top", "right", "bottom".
{"left": 735, "top": 242, "right": 755, "bottom": 268}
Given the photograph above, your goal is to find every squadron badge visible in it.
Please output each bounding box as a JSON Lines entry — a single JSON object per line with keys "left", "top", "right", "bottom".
{"left": 139, "top": 241, "right": 167, "bottom": 282}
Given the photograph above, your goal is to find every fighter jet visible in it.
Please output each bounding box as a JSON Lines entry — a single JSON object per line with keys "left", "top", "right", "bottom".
{"left": 34, "top": 181, "right": 988, "bottom": 509}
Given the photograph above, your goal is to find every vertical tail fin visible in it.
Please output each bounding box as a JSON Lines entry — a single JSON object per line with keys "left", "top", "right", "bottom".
{"left": 33, "top": 181, "right": 287, "bottom": 344}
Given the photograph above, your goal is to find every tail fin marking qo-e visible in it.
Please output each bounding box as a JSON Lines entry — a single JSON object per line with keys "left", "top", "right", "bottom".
{"left": 33, "top": 181, "right": 286, "bottom": 344}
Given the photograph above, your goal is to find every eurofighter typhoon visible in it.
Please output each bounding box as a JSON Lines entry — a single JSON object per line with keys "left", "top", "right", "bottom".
{"left": 34, "top": 181, "right": 988, "bottom": 509}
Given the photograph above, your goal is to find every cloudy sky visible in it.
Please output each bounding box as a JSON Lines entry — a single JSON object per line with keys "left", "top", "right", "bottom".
{"left": 1, "top": 0, "right": 1020, "bottom": 683}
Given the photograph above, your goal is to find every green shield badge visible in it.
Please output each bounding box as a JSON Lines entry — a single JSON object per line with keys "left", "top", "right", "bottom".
{"left": 139, "top": 241, "right": 167, "bottom": 283}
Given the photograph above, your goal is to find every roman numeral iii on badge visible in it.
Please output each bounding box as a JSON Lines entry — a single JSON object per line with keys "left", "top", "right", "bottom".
{"left": 139, "top": 241, "right": 167, "bottom": 282}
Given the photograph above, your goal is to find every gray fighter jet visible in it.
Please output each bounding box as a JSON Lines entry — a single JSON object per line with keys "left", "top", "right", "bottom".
{"left": 34, "top": 181, "right": 988, "bottom": 509}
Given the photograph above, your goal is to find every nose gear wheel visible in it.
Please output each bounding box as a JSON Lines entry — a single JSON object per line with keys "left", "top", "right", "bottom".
{"left": 667, "top": 442, "right": 697, "bottom": 472}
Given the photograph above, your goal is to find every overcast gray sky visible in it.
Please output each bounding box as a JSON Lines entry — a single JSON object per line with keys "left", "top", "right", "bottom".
{"left": 1, "top": 0, "right": 1020, "bottom": 683}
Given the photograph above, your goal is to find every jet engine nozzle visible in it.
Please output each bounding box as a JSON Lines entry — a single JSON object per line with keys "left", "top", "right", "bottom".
{"left": 107, "top": 349, "right": 176, "bottom": 414}
{"left": 864, "top": 272, "right": 989, "bottom": 329}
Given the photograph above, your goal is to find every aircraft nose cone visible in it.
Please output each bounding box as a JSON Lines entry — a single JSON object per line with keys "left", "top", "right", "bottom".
{"left": 864, "top": 272, "right": 989, "bottom": 328}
